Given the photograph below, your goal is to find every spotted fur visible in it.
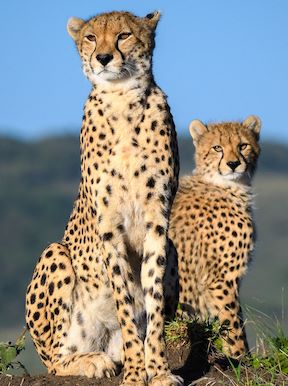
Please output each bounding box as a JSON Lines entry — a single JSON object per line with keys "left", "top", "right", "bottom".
{"left": 169, "top": 116, "right": 261, "bottom": 358}
{"left": 26, "top": 11, "right": 181, "bottom": 386}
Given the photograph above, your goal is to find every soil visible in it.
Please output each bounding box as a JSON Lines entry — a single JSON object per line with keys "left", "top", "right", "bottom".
{"left": 1, "top": 339, "right": 287, "bottom": 386}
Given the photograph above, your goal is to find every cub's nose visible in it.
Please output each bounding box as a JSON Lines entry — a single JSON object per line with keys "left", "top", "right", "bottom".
{"left": 227, "top": 160, "right": 241, "bottom": 171}
{"left": 96, "top": 54, "right": 114, "bottom": 66}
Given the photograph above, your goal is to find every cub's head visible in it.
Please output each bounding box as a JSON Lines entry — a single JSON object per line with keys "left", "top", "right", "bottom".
{"left": 189, "top": 116, "right": 261, "bottom": 186}
{"left": 67, "top": 11, "right": 160, "bottom": 86}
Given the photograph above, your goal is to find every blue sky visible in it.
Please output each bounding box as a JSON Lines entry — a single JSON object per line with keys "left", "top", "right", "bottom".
{"left": 1, "top": 0, "right": 288, "bottom": 141}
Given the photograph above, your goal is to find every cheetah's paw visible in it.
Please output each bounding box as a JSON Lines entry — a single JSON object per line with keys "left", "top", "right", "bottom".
{"left": 55, "top": 352, "right": 117, "bottom": 378}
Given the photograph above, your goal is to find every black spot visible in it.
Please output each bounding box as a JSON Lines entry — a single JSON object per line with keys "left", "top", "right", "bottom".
{"left": 50, "top": 263, "right": 57, "bottom": 273}
{"left": 48, "top": 283, "right": 54, "bottom": 296}
{"left": 146, "top": 177, "right": 156, "bottom": 188}
{"left": 82, "top": 263, "right": 89, "bottom": 271}
{"left": 154, "top": 292, "right": 162, "bottom": 300}
{"left": 126, "top": 341, "right": 132, "bottom": 349}
{"left": 113, "top": 265, "right": 121, "bottom": 275}
{"left": 98, "top": 109, "right": 104, "bottom": 116}
{"left": 103, "top": 232, "right": 113, "bottom": 241}
{"left": 157, "top": 256, "right": 165, "bottom": 266}
{"left": 147, "top": 192, "right": 153, "bottom": 200}
{"left": 40, "top": 274, "right": 46, "bottom": 286}
{"left": 151, "top": 121, "right": 157, "bottom": 130}
{"left": 33, "top": 312, "right": 40, "bottom": 321}
{"left": 30, "top": 294, "right": 36, "bottom": 304}
{"left": 106, "top": 185, "right": 112, "bottom": 195}
{"left": 135, "top": 127, "right": 140, "bottom": 135}
{"left": 124, "top": 295, "right": 132, "bottom": 304}
{"left": 159, "top": 129, "right": 165, "bottom": 136}
{"left": 155, "top": 225, "right": 165, "bottom": 236}
{"left": 43, "top": 324, "right": 50, "bottom": 333}
{"left": 99, "top": 133, "right": 106, "bottom": 140}
{"left": 64, "top": 276, "right": 71, "bottom": 285}
{"left": 46, "top": 250, "right": 53, "bottom": 258}
{"left": 59, "top": 263, "right": 66, "bottom": 270}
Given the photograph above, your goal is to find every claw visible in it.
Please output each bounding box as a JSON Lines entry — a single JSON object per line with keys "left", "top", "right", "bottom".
{"left": 105, "top": 370, "right": 111, "bottom": 378}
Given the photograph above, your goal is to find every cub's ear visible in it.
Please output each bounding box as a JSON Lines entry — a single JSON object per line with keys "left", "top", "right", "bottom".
{"left": 143, "top": 11, "right": 161, "bottom": 29}
{"left": 189, "top": 120, "right": 208, "bottom": 143}
{"left": 67, "top": 17, "right": 85, "bottom": 40}
{"left": 242, "top": 115, "right": 261, "bottom": 139}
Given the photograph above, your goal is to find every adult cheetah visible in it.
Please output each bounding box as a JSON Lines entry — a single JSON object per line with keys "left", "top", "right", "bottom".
{"left": 169, "top": 116, "right": 261, "bottom": 358}
{"left": 26, "top": 11, "right": 181, "bottom": 386}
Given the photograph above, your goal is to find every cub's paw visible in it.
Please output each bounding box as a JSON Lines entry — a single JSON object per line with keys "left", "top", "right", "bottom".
{"left": 149, "top": 373, "right": 183, "bottom": 386}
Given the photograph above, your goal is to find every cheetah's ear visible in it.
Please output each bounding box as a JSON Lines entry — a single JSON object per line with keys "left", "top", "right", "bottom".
{"left": 189, "top": 120, "right": 208, "bottom": 143}
{"left": 143, "top": 11, "right": 161, "bottom": 29}
{"left": 67, "top": 17, "right": 85, "bottom": 40}
{"left": 242, "top": 115, "right": 261, "bottom": 140}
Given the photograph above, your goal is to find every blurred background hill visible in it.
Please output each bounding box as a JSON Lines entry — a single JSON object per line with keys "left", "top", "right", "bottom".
{"left": 0, "top": 135, "right": 287, "bottom": 336}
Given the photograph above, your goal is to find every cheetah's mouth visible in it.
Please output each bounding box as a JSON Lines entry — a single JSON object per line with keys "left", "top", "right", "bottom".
{"left": 222, "top": 171, "right": 244, "bottom": 181}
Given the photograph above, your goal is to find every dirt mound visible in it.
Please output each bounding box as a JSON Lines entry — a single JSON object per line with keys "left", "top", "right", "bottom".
{"left": 1, "top": 338, "right": 287, "bottom": 385}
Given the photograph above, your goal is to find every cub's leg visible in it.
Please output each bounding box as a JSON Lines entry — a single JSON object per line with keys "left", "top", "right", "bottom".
{"left": 142, "top": 209, "right": 183, "bottom": 386}
{"left": 206, "top": 280, "right": 248, "bottom": 358}
{"left": 25, "top": 243, "right": 116, "bottom": 378}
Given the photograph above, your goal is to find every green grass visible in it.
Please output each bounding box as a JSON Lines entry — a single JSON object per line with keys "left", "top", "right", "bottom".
{"left": 165, "top": 312, "right": 288, "bottom": 386}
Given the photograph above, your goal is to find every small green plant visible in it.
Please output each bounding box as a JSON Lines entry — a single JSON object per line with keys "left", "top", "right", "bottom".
{"left": 0, "top": 328, "right": 27, "bottom": 374}
{"left": 164, "top": 315, "right": 226, "bottom": 353}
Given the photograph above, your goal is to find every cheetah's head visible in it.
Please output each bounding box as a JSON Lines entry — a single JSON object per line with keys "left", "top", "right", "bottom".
{"left": 67, "top": 11, "right": 160, "bottom": 87}
{"left": 189, "top": 116, "right": 261, "bottom": 186}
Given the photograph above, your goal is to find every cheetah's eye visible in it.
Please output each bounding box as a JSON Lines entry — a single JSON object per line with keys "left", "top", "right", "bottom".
{"left": 239, "top": 143, "right": 248, "bottom": 151}
{"left": 118, "top": 32, "right": 132, "bottom": 40}
{"left": 85, "top": 34, "right": 96, "bottom": 42}
{"left": 213, "top": 145, "right": 223, "bottom": 152}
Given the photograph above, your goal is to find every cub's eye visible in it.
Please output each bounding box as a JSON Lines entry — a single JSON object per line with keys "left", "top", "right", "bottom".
{"left": 239, "top": 143, "right": 248, "bottom": 151}
{"left": 85, "top": 34, "right": 96, "bottom": 42}
{"left": 118, "top": 32, "right": 132, "bottom": 40}
{"left": 213, "top": 145, "right": 223, "bottom": 152}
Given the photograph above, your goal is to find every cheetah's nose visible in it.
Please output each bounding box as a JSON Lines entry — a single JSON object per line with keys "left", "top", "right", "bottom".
{"left": 96, "top": 54, "right": 114, "bottom": 66}
{"left": 227, "top": 160, "right": 241, "bottom": 171}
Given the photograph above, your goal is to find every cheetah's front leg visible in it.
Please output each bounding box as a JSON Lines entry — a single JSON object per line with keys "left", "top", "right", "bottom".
{"left": 142, "top": 209, "right": 183, "bottom": 386}
{"left": 99, "top": 219, "right": 146, "bottom": 386}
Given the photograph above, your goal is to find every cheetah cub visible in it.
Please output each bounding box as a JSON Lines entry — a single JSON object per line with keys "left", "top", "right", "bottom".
{"left": 26, "top": 11, "right": 181, "bottom": 386}
{"left": 169, "top": 116, "right": 261, "bottom": 358}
